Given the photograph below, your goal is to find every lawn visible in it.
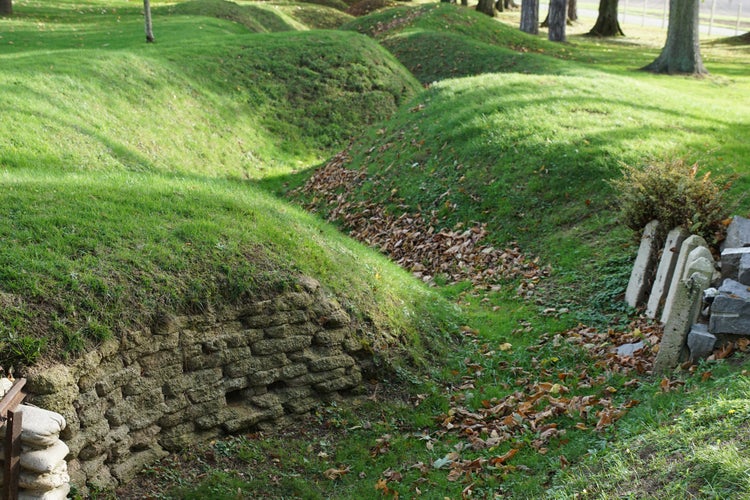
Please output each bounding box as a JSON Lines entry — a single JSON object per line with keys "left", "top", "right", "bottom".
{"left": 2, "top": 1, "right": 750, "bottom": 498}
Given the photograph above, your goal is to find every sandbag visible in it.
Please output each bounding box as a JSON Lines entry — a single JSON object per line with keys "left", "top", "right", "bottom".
{"left": 0, "top": 378, "right": 12, "bottom": 399}
{"left": 6, "top": 441, "right": 70, "bottom": 474}
{"left": 18, "top": 482, "right": 70, "bottom": 500}
{"left": 16, "top": 405, "right": 67, "bottom": 449}
{"left": 0, "top": 460, "right": 69, "bottom": 491}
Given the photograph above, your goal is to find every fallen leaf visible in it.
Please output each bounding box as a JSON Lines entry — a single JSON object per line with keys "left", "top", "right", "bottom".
{"left": 659, "top": 377, "right": 671, "bottom": 392}
{"left": 489, "top": 448, "right": 518, "bottom": 466}
{"left": 715, "top": 343, "right": 734, "bottom": 360}
{"left": 323, "top": 466, "right": 350, "bottom": 480}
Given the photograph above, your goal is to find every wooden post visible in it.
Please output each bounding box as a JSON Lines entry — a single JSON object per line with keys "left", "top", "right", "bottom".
{"left": 2, "top": 410, "right": 21, "bottom": 500}
{"left": 0, "top": 379, "right": 27, "bottom": 500}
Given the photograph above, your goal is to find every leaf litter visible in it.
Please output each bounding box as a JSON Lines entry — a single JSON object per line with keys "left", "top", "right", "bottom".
{"left": 295, "top": 146, "right": 549, "bottom": 294}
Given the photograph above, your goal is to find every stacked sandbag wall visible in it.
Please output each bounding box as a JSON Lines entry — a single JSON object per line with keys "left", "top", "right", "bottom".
{"left": 0, "top": 378, "right": 70, "bottom": 500}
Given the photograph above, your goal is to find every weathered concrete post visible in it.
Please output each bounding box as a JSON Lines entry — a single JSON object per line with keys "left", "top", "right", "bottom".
{"left": 625, "top": 220, "right": 661, "bottom": 308}
{"left": 654, "top": 272, "right": 711, "bottom": 374}
{"left": 646, "top": 226, "right": 688, "bottom": 318}
{"left": 660, "top": 235, "right": 708, "bottom": 324}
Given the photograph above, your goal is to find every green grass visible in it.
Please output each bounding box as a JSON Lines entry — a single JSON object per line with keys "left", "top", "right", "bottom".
{"left": 549, "top": 366, "right": 750, "bottom": 498}
{"left": 5, "top": 1, "right": 750, "bottom": 499}
{"left": 0, "top": 0, "right": 450, "bottom": 369}
{"left": 287, "top": 4, "right": 750, "bottom": 319}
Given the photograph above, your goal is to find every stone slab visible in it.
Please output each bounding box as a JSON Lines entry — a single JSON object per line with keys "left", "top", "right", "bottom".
{"left": 626, "top": 220, "right": 661, "bottom": 308}
{"left": 660, "top": 234, "right": 708, "bottom": 324}
{"left": 740, "top": 253, "right": 750, "bottom": 286}
{"left": 708, "top": 278, "right": 750, "bottom": 335}
{"left": 722, "top": 247, "right": 750, "bottom": 283}
{"left": 646, "top": 227, "right": 689, "bottom": 319}
{"left": 686, "top": 324, "right": 717, "bottom": 362}
{"left": 722, "top": 215, "right": 750, "bottom": 250}
{"left": 616, "top": 341, "right": 645, "bottom": 357}
{"left": 654, "top": 272, "right": 711, "bottom": 374}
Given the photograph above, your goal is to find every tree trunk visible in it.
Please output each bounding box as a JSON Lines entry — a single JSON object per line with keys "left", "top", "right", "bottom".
{"left": 476, "top": 0, "right": 495, "bottom": 17}
{"left": 587, "top": 0, "right": 624, "bottom": 37}
{"left": 541, "top": 3, "right": 574, "bottom": 27}
{"left": 520, "top": 0, "right": 539, "bottom": 34}
{"left": 568, "top": 0, "right": 577, "bottom": 21}
{"left": 548, "top": 0, "right": 567, "bottom": 42}
{"left": 461, "top": 0, "right": 468, "bottom": 6}
{"left": 0, "top": 0, "right": 11, "bottom": 16}
{"left": 642, "top": 0, "right": 707, "bottom": 75}
{"left": 144, "top": 0, "right": 155, "bottom": 43}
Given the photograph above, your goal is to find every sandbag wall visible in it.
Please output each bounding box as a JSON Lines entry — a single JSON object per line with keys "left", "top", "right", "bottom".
{"left": 0, "top": 378, "right": 70, "bottom": 500}
{"left": 24, "top": 277, "right": 369, "bottom": 496}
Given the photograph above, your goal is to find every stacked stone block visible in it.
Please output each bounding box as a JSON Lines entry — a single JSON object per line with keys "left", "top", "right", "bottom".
{"left": 627, "top": 216, "right": 750, "bottom": 372}
{"left": 25, "top": 278, "right": 368, "bottom": 496}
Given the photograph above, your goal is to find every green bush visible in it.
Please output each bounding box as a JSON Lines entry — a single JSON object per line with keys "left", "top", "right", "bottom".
{"left": 611, "top": 159, "right": 730, "bottom": 246}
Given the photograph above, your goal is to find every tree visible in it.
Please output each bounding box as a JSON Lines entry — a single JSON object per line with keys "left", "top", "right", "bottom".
{"left": 0, "top": 0, "right": 11, "bottom": 16}
{"left": 144, "top": 0, "right": 154, "bottom": 43}
{"left": 642, "top": 0, "right": 707, "bottom": 75}
{"left": 520, "top": 0, "right": 539, "bottom": 35}
{"left": 476, "top": 0, "right": 496, "bottom": 17}
{"left": 587, "top": 0, "right": 624, "bottom": 37}
{"left": 541, "top": 0, "right": 576, "bottom": 27}
{"left": 547, "top": 0, "right": 567, "bottom": 42}
{"left": 568, "top": 0, "right": 577, "bottom": 21}
{"left": 496, "top": 0, "right": 519, "bottom": 11}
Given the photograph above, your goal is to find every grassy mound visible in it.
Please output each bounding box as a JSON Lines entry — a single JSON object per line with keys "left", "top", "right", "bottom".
{"left": 165, "top": 0, "right": 354, "bottom": 31}
{"left": 341, "top": 3, "right": 572, "bottom": 82}
{"left": 292, "top": 68, "right": 750, "bottom": 263}
{"left": 0, "top": 0, "right": 452, "bottom": 369}
{"left": 290, "top": 14, "right": 750, "bottom": 324}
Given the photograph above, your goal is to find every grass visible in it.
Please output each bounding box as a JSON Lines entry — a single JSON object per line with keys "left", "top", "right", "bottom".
{"left": 0, "top": 0, "right": 452, "bottom": 370}
{"left": 288, "top": 3, "right": 750, "bottom": 305}
{"left": 4, "top": 0, "right": 750, "bottom": 498}
{"left": 549, "top": 366, "right": 750, "bottom": 498}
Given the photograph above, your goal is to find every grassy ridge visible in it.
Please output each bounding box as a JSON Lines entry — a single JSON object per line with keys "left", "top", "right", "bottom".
{"left": 341, "top": 3, "right": 574, "bottom": 82}
{"left": 4, "top": 1, "right": 750, "bottom": 498}
{"left": 287, "top": 5, "right": 750, "bottom": 302}
{"left": 0, "top": 0, "right": 454, "bottom": 368}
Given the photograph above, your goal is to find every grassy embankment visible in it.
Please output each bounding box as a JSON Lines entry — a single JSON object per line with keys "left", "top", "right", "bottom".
{"left": 0, "top": 0, "right": 456, "bottom": 371}
{"left": 3, "top": 1, "right": 750, "bottom": 498}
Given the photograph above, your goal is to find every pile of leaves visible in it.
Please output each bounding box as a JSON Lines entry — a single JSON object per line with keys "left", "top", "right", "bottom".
{"left": 297, "top": 148, "right": 548, "bottom": 292}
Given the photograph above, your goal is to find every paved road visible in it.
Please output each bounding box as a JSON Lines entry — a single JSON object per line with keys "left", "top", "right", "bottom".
{"left": 538, "top": 0, "right": 749, "bottom": 36}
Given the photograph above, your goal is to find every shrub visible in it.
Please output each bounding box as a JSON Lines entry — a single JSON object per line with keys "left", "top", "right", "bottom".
{"left": 610, "top": 159, "right": 730, "bottom": 246}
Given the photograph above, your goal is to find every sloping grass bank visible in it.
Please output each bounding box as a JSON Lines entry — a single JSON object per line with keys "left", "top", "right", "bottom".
{"left": 0, "top": 0, "right": 453, "bottom": 370}
{"left": 283, "top": 5, "right": 750, "bottom": 326}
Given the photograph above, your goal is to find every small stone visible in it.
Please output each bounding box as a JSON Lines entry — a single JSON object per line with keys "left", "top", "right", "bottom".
{"left": 739, "top": 253, "right": 750, "bottom": 286}
{"left": 687, "top": 324, "right": 717, "bottom": 362}
{"left": 616, "top": 341, "right": 645, "bottom": 357}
